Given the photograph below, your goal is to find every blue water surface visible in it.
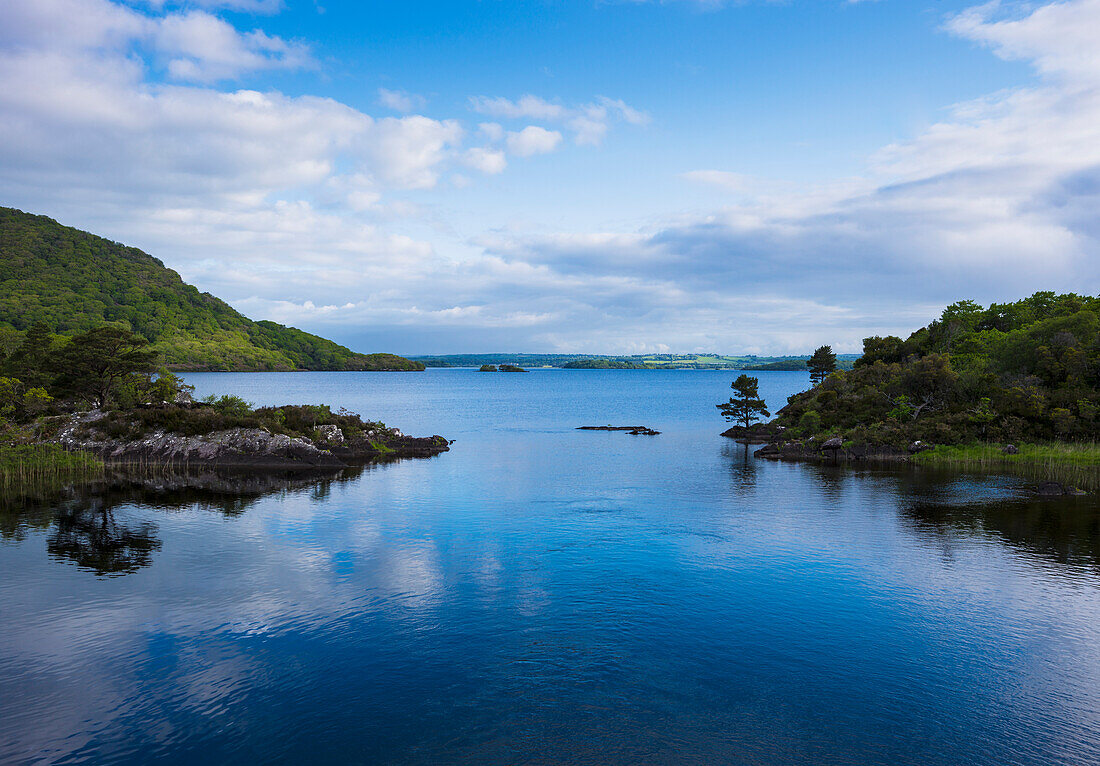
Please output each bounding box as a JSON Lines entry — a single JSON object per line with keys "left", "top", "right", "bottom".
{"left": 2, "top": 369, "right": 1099, "bottom": 765}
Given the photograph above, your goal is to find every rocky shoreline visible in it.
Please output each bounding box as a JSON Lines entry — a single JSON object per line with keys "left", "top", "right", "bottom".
{"left": 721, "top": 425, "right": 1090, "bottom": 496}
{"left": 53, "top": 409, "right": 450, "bottom": 470}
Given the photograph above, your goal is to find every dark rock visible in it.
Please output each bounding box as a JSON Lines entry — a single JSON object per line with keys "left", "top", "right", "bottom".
{"left": 1002, "top": 444, "right": 1019, "bottom": 455}
{"left": 908, "top": 440, "right": 933, "bottom": 454}
{"left": 1035, "top": 481, "right": 1087, "bottom": 496}
{"left": 755, "top": 443, "right": 781, "bottom": 458}
{"left": 577, "top": 425, "right": 658, "bottom": 434}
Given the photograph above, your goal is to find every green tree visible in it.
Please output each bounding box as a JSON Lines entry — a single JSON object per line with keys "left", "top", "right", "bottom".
{"left": 53, "top": 327, "right": 158, "bottom": 407}
{"left": 4, "top": 323, "right": 55, "bottom": 388}
{"left": 807, "top": 345, "right": 837, "bottom": 386}
{"left": 717, "top": 374, "right": 771, "bottom": 429}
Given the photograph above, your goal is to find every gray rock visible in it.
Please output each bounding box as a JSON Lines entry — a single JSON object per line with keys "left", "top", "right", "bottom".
{"left": 908, "top": 440, "right": 932, "bottom": 454}
{"left": 174, "top": 389, "right": 194, "bottom": 406}
{"left": 821, "top": 437, "right": 843, "bottom": 450}
{"left": 1001, "top": 444, "right": 1019, "bottom": 455}
{"left": 316, "top": 424, "right": 344, "bottom": 445}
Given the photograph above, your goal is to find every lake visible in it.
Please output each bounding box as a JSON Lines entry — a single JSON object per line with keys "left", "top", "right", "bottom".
{"left": 2, "top": 369, "right": 1100, "bottom": 765}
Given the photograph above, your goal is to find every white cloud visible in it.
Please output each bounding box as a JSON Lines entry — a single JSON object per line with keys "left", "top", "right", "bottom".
{"left": 155, "top": 10, "right": 312, "bottom": 82}
{"left": 469, "top": 94, "right": 567, "bottom": 121}
{"left": 377, "top": 87, "right": 426, "bottom": 113}
{"left": 506, "top": 126, "right": 563, "bottom": 157}
{"left": 0, "top": 1, "right": 310, "bottom": 83}
{"left": 946, "top": 0, "right": 1100, "bottom": 83}
{"left": 478, "top": 122, "right": 505, "bottom": 141}
{"left": 470, "top": 93, "right": 648, "bottom": 146}
{"left": 463, "top": 147, "right": 508, "bottom": 174}
{"left": 459, "top": 0, "right": 1100, "bottom": 350}
{"left": 359, "top": 116, "right": 463, "bottom": 189}
{"left": 146, "top": 1, "right": 285, "bottom": 12}
{"left": 2, "top": 0, "right": 1098, "bottom": 355}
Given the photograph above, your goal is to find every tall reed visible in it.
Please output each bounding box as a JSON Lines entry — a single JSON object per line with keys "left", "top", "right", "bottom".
{"left": 914, "top": 442, "right": 1100, "bottom": 492}
{"left": 0, "top": 445, "right": 104, "bottom": 492}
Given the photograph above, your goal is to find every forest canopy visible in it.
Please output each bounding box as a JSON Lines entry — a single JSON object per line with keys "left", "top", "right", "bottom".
{"left": 772, "top": 293, "right": 1100, "bottom": 445}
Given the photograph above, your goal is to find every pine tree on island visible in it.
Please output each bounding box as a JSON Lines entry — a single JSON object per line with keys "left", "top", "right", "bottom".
{"left": 717, "top": 374, "right": 771, "bottom": 429}
{"left": 808, "top": 345, "right": 837, "bottom": 387}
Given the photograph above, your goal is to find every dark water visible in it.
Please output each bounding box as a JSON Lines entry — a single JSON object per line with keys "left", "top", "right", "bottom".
{"left": 3, "top": 369, "right": 1100, "bottom": 765}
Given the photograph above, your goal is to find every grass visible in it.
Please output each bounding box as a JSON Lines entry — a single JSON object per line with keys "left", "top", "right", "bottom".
{"left": 0, "top": 444, "right": 104, "bottom": 491}
{"left": 914, "top": 442, "right": 1100, "bottom": 492}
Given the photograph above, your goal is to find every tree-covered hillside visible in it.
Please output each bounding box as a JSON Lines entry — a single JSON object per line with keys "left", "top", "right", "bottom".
{"left": 772, "top": 293, "right": 1099, "bottom": 444}
{"left": 0, "top": 208, "right": 422, "bottom": 371}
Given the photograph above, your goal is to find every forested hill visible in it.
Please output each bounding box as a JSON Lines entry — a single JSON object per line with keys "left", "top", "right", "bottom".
{"left": 0, "top": 207, "right": 423, "bottom": 371}
{"left": 773, "top": 292, "right": 1100, "bottom": 444}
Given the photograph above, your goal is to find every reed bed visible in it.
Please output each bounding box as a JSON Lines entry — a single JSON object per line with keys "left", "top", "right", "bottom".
{"left": 0, "top": 445, "right": 104, "bottom": 492}
{"left": 914, "top": 442, "right": 1100, "bottom": 492}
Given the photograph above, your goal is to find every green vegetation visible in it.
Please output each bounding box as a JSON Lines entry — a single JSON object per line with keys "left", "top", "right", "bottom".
{"left": 477, "top": 363, "right": 528, "bottom": 372}
{"left": 562, "top": 359, "right": 648, "bottom": 369}
{"left": 914, "top": 443, "right": 1100, "bottom": 493}
{"left": 915, "top": 442, "right": 1100, "bottom": 467}
{"left": 0, "top": 444, "right": 103, "bottom": 491}
{"left": 86, "top": 401, "right": 387, "bottom": 442}
{"left": 808, "top": 345, "right": 837, "bottom": 386}
{"left": 771, "top": 292, "right": 1100, "bottom": 448}
{"left": 0, "top": 207, "right": 423, "bottom": 371}
{"left": 2, "top": 325, "right": 184, "bottom": 413}
{"left": 717, "top": 374, "right": 770, "bottom": 429}
{"left": 741, "top": 359, "right": 808, "bottom": 371}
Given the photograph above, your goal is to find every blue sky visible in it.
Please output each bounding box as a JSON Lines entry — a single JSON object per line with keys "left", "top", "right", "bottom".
{"left": 1, "top": 0, "right": 1097, "bottom": 354}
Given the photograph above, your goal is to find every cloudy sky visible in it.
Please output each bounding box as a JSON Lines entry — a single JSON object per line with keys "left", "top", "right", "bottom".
{"left": 1, "top": 0, "right": 1098, "bottom": 355}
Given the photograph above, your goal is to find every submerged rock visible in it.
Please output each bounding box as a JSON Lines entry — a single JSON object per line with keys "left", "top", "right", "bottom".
{"left": 1036, "top": 481, "right": 1087, "bottom": 497}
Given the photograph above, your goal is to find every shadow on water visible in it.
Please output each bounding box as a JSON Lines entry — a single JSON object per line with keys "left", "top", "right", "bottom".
{"left": 766, "top": 455, "right": 1100, "bottom": 572}
{"left": 722, "top": 440, "right": 757, "bottom": 497}
{"left": 0, "top": 465, "right": 369, "bottom": 576}
{"left": 900, "top": 491, "right": 1100, "bottom": 571}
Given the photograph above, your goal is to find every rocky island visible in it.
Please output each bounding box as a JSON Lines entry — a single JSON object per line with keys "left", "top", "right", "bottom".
{"left": 0, "top": 321, "right": 446, "bottom": 485}
{"left": 577, "top": 425, "right": 660, "bottom": 435}
{"left": 52, "top": 402, "right": 449, "bottom": 471}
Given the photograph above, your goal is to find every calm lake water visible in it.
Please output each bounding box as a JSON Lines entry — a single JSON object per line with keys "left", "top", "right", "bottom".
{"left": 3, "top": 369, "right": 1100, "bottom": 765}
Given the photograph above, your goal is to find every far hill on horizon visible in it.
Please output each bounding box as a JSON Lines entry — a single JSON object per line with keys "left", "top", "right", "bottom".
{"left": 0, "top": 207, "right": 422, "bottom": 372}
{"left": 409, "top": 353, "right": 860, "bottom": 370}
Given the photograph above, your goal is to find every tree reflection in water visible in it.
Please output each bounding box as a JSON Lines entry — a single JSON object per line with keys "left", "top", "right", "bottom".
{"left": 47, "top": 500, "right": 161, "bottom": 576}
{"left": 1, "top": 466, "right": 367, "bottom": 576}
